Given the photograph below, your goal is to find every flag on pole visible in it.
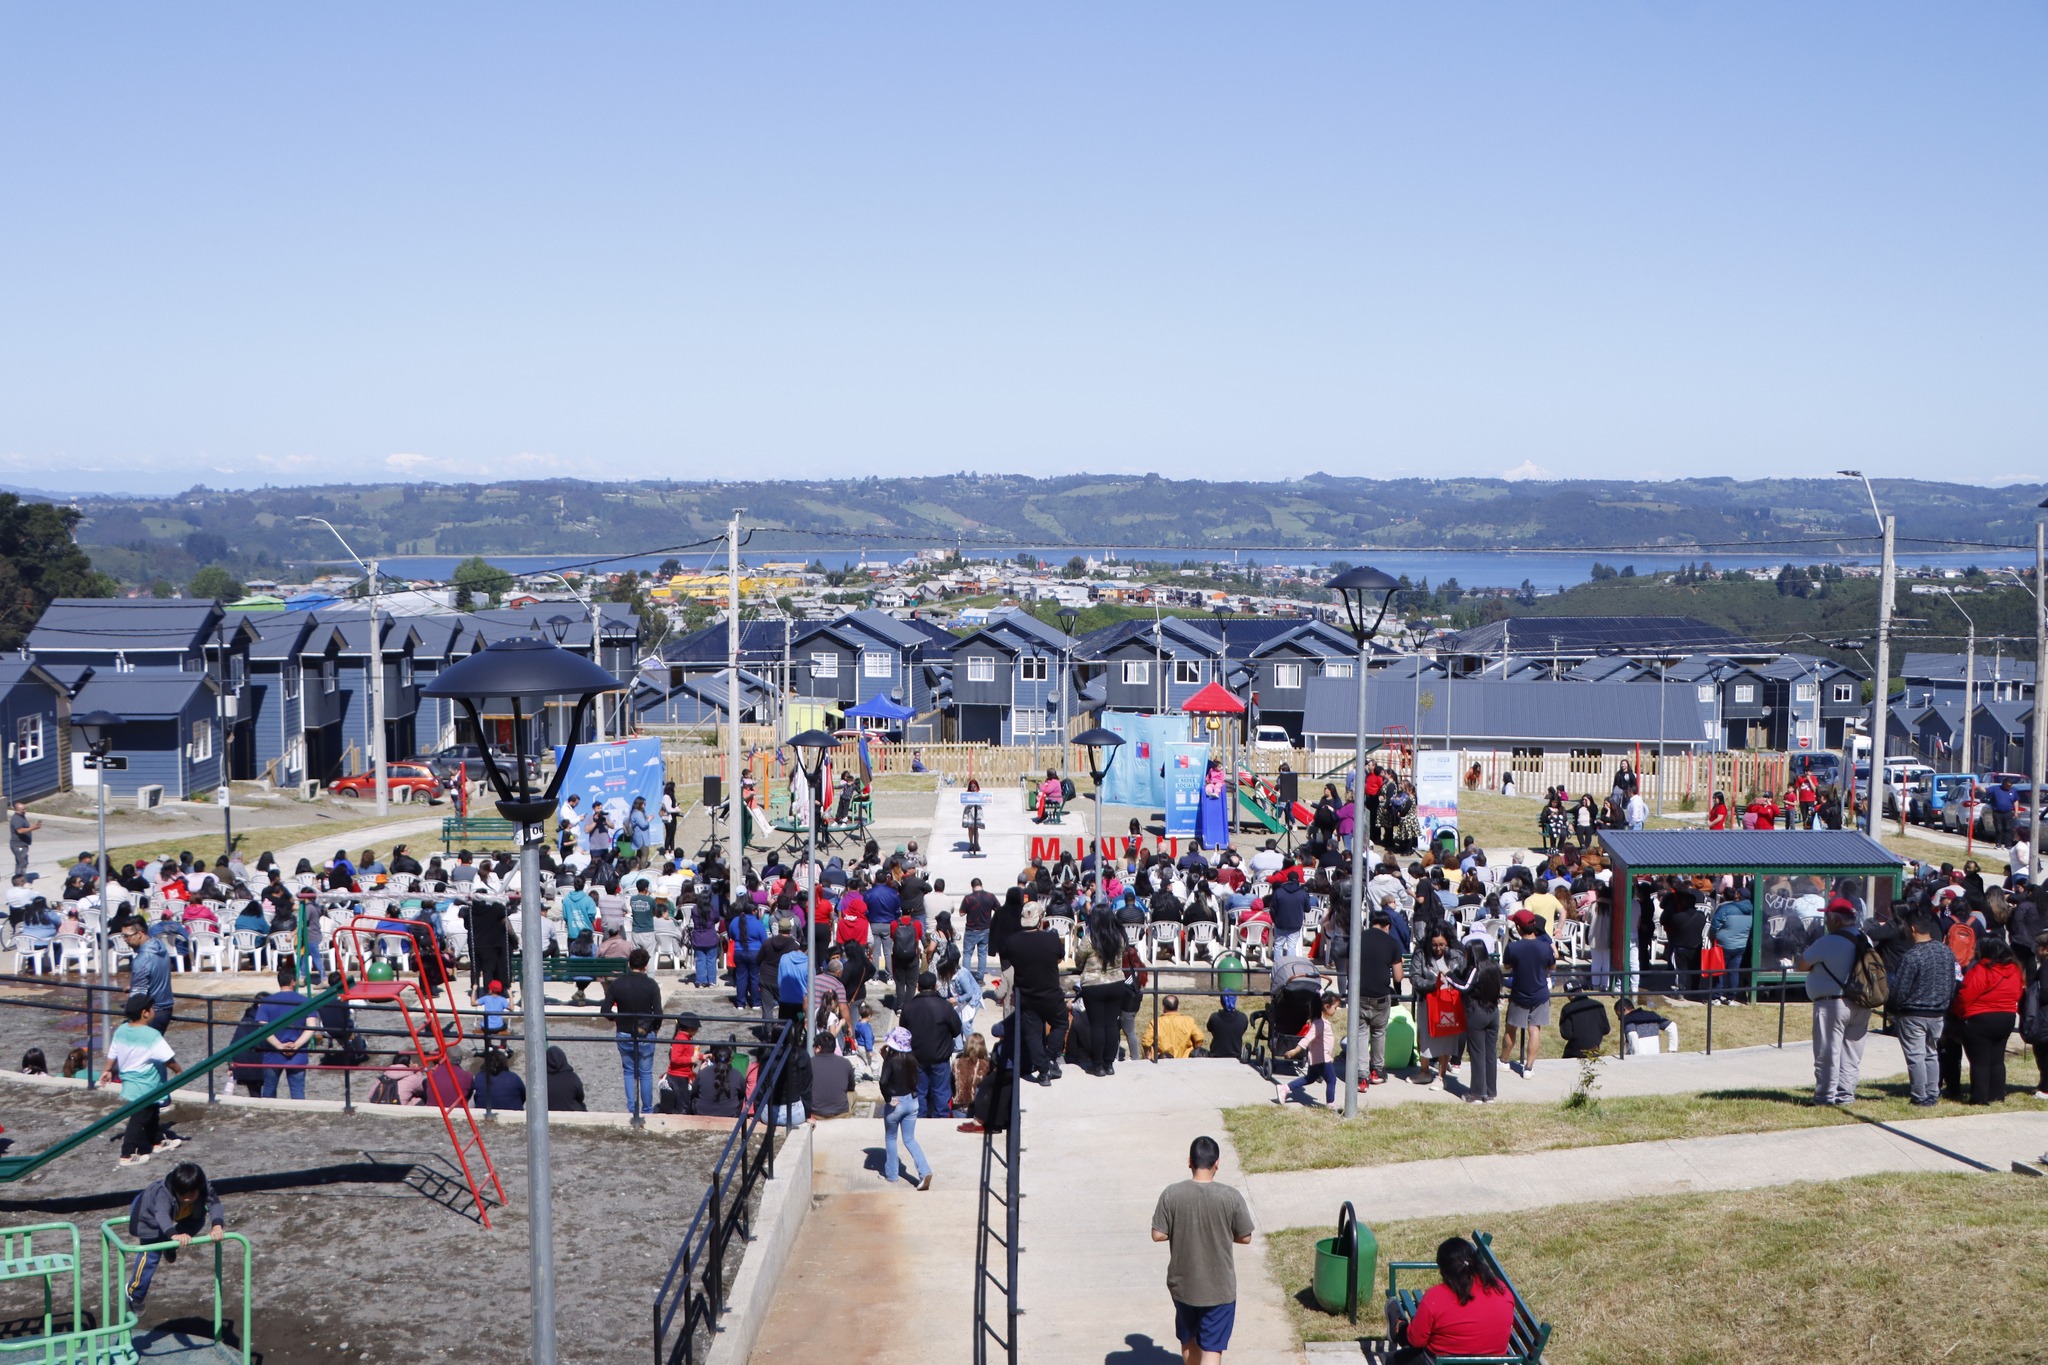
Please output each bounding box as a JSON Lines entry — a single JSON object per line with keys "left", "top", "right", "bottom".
{"left": 858, "top": 733, "right": 873, "bottom": 785}
{"left": 455, "top": 760, "right": 470, "bottom": 817}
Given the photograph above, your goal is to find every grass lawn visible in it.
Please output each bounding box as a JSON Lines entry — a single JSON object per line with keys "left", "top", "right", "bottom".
{"left": 1266, "top": 1169, "right": 2048, "bottom": 1362}
{"left": 101, "top": 809, "right": 514, "bottom": 870}
{"left": 1225, "top": 1079, "right": 2048, "bottom": 1173}
{"left": 1451, "top": 789, "right": 1690, "bottom": 856}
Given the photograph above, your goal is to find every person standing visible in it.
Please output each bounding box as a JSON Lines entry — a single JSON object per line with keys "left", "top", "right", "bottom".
{"left": 1501, "top": 914, "right": 1555, "bottom": 1075}
{"left": 1150, "top": 1135, "right": 1255, "bottom": 1365}
{"left": 1956, "top": 938, "right": 2024, "bottom": 1104}
{"left": 878, "top": 1027, "right": 931, "bottom": 1190}
{"left": 105, "top": 995, "right": 180, "bottom": 1166}
{"left": 121, "top": 918, "right": 176, "bottom": 1036}
{"left": 600, "top": 947, "right": 663, "bottom": 1126}
{"left": 900, "top": 970, "right": 963, "bottom": 1116}
{"left": 959, "top": 878, "right": 997, "bottom": 984}
{"left": 8, "top": 800, "right": 40, "bottom": 880}
{"left": 1457, "top": 947, "right": 1504, "bottom": 1104}
{"left": 1353, "top": 909, "right": 1405, "bottom": 1085}
{"left": 252, "top": 962, "right": 319, "bottom": 1100}
{"left": 1796, "top": 898, "right": 1871, "bottom": 1106}
{"left": 1889, "top": 912, "right": 1955, "bottom": 1106}
{"left": 1005, "top": 902, "right": 1067, "bottom": 1084}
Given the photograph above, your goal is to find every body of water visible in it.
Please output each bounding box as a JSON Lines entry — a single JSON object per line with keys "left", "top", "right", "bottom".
{"left": 349, "top": 547, "right": 2027, "bottom": 592}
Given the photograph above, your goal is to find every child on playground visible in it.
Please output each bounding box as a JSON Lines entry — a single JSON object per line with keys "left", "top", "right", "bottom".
{"left": 124, "top": 1162, "right": 225, "bottom": 1316}
{"left": 105, "top": 994, "right": 182, "bottom": 1167}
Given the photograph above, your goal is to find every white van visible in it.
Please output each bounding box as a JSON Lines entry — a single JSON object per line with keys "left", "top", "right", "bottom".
{"left": 1253, "top": 725, "right": 1294, "bottom": 752}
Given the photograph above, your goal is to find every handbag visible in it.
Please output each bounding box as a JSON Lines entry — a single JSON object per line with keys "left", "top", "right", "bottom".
{"left": 1700, "top": 943, "right": 1727, "bottom": 977}
{"left": 1426, "top": 984, "right": 1466, "bottom": 1038}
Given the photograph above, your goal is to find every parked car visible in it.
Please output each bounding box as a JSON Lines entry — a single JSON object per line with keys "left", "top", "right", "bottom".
{"left": 1906, "top": 773, "right": 1976, "bottom": 827}
{"left": 417, "top": 744, "right": 540, "bottom": 785}
{"left": 1252, "top": 724, "right": 1295, "bottom": 752}
{"left": 329, "top": 763, "right": 445, "bottom": 803}
{"left": 1789, "top": 753, "right": 1844, "bottom": 789}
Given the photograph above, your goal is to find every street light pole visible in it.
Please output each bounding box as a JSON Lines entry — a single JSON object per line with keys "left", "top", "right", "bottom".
{"left": 1325, "top": 567, "right": 1400, "bottom": 1121}
{"left": 298, "top": 516, "right": 388, "bottom": 815}
{"left": 2030, "top": 507, "right": 2047, "bottom": 878}
{"left": 790, "top": 730, "right": 833, "bottom": 1055}
{"left": 1840, "top": 473, "right": 1892, "bottom": 842}
{"left": 72, "top": 711, "right": 120, "bottom": 1062}
{"left": 1939, "top": 591, "right": 1976, "bottom": 775}
{"left": 1074, "top": 729, "right": 1126, "bottom": 909}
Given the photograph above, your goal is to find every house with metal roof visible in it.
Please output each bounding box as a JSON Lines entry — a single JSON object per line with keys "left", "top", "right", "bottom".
{"left": 1300, "top": 674, "right": 1717, "bottom": 759}
{"left": 1900, "top": 652, "right": 2035, "bottom": 707}
{"left": 1968, "top": 701, "right": 2035, "bottom": 774}
{"left": 945, "top": 609, "right": 1078, "bottom": 744}
{"left": 1906, "top": 700, "right": 1969, "bottom": 770}
{"left": 1236, "top": 619, "right": 1363, "bottom": 741}
{"left": 0, "top": 660, "right": 71, "bottom": 804}
{"left": 1754, "top": 655, "right": 1866, "bottom": 753}
{"left": 1432, "top": 615, "right": 1756, "bottom": 676}
{"left": 632, "top": 668, "right": 778, "bottom": 728}
{"left": 1073, "top": 616, "right": 1227, "bottom": 714}
{"left": 68, "top": 669, "right": 222, "bottom": 800}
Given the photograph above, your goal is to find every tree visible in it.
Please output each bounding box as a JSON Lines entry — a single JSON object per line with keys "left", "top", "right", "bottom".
{"left": 188, "top": 565, "right": 245, "bottom": 601}
{"left": 0, "top": 494, "right": 116, "bottom": 648}
{"left": 453, "top": 556, "right": 512, "bottom": 610}
{"left": 1063, "top": 555, "right": 1088, "bottom": 578}
{"left": 657, "top": 558, "right": 683, "bottom": 578}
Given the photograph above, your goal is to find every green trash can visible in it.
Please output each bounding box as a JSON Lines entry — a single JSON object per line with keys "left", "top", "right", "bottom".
{"left": 1311, "top": 1202, "right": 1377, "bottom": 1322}
{"left": 1215, "top": 951, "right": 1248, "bottom": 996}
{"left": 1384, "top": 1007, "right": 1416, "bottom": 1071}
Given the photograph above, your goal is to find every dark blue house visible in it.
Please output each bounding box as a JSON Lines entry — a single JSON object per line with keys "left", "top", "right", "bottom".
{"left": 69, "top": 669, "right": 223, "bottom": 801}
{"left": 945, "top": 610, "right": 1077, "bottom": 744}
{"left": 0, "top": 661, "right": 71, "bottom": 805}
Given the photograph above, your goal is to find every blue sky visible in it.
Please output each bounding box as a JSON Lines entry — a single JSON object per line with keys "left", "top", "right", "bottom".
{"left": 2, "top": 3, "right": 2042, "bottom": 491}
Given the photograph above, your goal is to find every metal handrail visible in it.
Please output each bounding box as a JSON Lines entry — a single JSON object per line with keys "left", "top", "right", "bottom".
{"left": 649, "top": 1018, "right": 794, "bottom": 1365}
{"left": 971, "top": 993, "right": 1022, "bottom": 1365}
{"left": 99, "top": 1218, "right": 253, "bottom": 1365}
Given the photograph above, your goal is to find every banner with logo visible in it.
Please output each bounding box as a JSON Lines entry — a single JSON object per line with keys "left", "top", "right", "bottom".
{"left": 557, "top": 737, "right": 667, "bottom": 833}
{"left": 1163, "top": 742, "right": 1207, "bottom": 836}
{"left": 1415, "top": 749, "right": 1460, "bottom": 846}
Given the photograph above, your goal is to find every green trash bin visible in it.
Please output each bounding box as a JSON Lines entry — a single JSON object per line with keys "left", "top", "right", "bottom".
{"left": 1311, "top": 1202, "right": 1377, "bottom": 1322}
{"left": 1384, "top": 1007, "right": 1416, "bottom": 1071}
{"left": 1215, "top": 951, "right": 1248, "bottom": 996}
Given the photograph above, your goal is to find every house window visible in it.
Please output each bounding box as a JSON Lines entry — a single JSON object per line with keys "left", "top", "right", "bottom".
{"left": 1324, "top": 661, "right": 1354, "bottom": 679}
{"left": 320, "top": 658, "right": 338, "bottom": 694}
{"left": 1794, "top": 683, "right": 1817, "bottom": 703}
{"left": 284, "top": 662, "right": 301, "bottom": 700}
{"left": 1273, "top": 663, "right": 1303, "bottom": 690}
{"left": 1569, "top": 748, "right": 1602, "bottom": 774}
{"left": 863, "top": 651, "right": 892, "bottom": 679}
{"left": 114, "top": 652, "right": 134, "bottom": 673}
{"left": 1014, "top": 710, "right": 1050, "bottom": 736}
{"left": 1697, "top": 685, "right": 1715, "bottom": 704}
{"left": 229, "top": 656, "right": 246, "bottom": 690}
{"left": 1832, "top": 682, "right": 1854, "bottom": 704}
{"left": 15, "top": 716, "right": 42, "bottom": 764}
{"left": 810, "top": 653, "right": 839, "bottom": 680}
{"left": 285, "top": 734, "right": 304, "bottom": 777}
{"left": 1173, "top": 661, "right": 1202, "bottom": 685}
{"left": 191, "top": 721, "right": 213, "bottom": 762}
{"left": 1733, "top": 684, "right": 1755, "bottom": 704}
{"left": 400, "top": 656, "right": 414, "bottom": 687}
{"left": 966, "top": 656, "right": 995, "bottom": 683}
{"left": 1509, "top": 746, "right": 1544, "bottom": 774}
{"left": 1019, "top": 656, "right": 1049, "bottom": 682}
{"left": 1121, "top": 660, "right": 1150, "bottom": 686}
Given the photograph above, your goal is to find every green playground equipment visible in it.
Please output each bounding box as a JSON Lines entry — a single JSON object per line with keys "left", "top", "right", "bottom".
{"left": 1234, "top": 785, "right": 1284, "bottom": 835}
{"left": 0, "top": 1218, "right": 252, "bottom": 1364}
{"left": 0, "top": 986, "right": 340, "bottom": 1185}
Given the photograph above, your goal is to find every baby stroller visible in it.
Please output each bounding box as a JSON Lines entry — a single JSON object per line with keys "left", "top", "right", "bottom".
{"left": 1247, "top": 955, "right": 1325, "bottom": 1081}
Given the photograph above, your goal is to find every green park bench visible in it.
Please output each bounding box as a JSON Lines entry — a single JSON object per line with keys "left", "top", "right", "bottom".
{"left": 1387, "top": 1231, "right": 1550, "bottom": 1364}
{"left": 441, "top": 816, "right": 521, "bottom": 851}
{"left": 508, "top": 952, "right": 631, "bottom": 1004}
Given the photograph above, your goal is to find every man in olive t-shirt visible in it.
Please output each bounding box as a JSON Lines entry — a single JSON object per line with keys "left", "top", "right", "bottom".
{"left": 1150, "top": 1135, "right": 1255, "bottom": 1364}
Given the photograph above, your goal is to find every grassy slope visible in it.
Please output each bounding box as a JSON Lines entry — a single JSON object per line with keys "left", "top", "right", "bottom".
{"left": 1267, "top": 1170, "right": 2048, "bottom": 1362}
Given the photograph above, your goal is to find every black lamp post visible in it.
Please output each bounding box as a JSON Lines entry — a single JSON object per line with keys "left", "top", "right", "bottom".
{"left": 788, "top": 727, "right": 835, "bottom": 1050}
{"left": 1055, "top": 607, "right": 1080, "bottom": 741}
{"left": 1324, "top": 565, "right": 1399, "bottom": 1120}
{"left": 71, "top": 709, "right": 121, "bottom": 1066}
{"left": 420, "top": 636, "right": 618, "bottom": 1365}
{"left": 1073, "top": 726, "right": 1126, "bottom": 905}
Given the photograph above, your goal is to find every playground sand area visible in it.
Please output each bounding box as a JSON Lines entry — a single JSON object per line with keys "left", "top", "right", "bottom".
{"left": 0, "top": 1082, "right": 743, "bottom": 1365}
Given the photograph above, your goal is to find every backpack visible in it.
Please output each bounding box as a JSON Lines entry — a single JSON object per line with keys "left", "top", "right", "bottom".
{"left": 776, "top": 950, "right": 810, "bottom": 1006}
{"left": 891, "top": 918, "right": 918, "bottom": 960}
{"left": 1060, "top": 778, "right": 1076, "bottom": 803}
{"left": 2021, "top": 977, "right": 2048, "bottom": 1046}
{"left": 368, "top": 1074, "right": 402, "bottom": 1105}
{"left": 1840, "top": 932, "right": 1890, "bottom": 1011}
{"left": 1944, "top": 922, "right": 1976, "bottom": 971}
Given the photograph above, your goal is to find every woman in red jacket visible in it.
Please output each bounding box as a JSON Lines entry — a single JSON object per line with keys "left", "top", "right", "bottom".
{"left": 1706, "top": 791, "right": 1730, "bottom": 831}
{"left": 1957, "top": 938, "right": 2024, "bottom": 1104}
{"left": 1386, "top": 1236, "right": 1515, "bottom": 1362}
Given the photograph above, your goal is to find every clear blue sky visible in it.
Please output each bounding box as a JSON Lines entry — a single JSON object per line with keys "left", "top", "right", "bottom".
{"left": 2, "top": 3, "right": 2042, "bottom": 491}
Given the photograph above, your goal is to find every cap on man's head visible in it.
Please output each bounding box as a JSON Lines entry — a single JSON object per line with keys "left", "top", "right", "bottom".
{"left": 1826, "top": 897, "right": 1858, "bottom": 916}
{"left": 1019, "top": 903, "right": 1045, "bottom": 928}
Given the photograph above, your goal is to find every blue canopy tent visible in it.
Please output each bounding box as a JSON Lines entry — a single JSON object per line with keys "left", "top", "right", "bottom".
{"left": 844, "top": 694, "right": 915, "bottom": 722}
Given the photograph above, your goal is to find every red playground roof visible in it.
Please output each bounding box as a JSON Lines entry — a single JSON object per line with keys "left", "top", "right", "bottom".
{"left": 1181, "top": 681, "right": 1246, "bottom": 715}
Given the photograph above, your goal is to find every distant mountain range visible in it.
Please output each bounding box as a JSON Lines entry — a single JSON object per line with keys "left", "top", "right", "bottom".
{"left": 53, "top": 474, "right": 2048, "bottom": 589}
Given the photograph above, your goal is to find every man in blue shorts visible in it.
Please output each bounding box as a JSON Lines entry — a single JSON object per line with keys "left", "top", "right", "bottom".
{"left": 1151, "top": 1135, "right": 1255, "bottom": 1365}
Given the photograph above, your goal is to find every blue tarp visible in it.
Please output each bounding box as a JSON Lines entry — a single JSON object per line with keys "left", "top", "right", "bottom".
{"left": 845, "top": 694, "right": 915, "bottom": 721}
{"left": 556, "top": 737, "right": 667, "bottom": 834}
{"left": 1099, "top": 711, "right": 1193, "bottom": 810}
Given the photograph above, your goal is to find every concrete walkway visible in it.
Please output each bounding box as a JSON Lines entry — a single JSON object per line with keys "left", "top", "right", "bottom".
{"left": 1247, "top": 1110, "right": 2048, "bottom": 1231}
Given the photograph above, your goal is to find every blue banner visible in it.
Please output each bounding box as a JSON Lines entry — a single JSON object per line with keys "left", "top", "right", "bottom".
{"left": 558, "top": 736, "right": 667, "bottom": 832}
{"left": 1099, "top": 711, "right": 1187, "bottom": 809}
{"left": 1163, "top": 742, "right": 1207, "bottom": 836}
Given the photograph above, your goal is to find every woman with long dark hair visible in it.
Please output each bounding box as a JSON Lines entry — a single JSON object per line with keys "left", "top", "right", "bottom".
{"left": 1957, "top": 936, "right": 2024, "bottom": 1104}
{"left": 1457, "top": 943, "right": 1505, "bottom": 1103}
{"left": 1385, "top": 1236, "right": 1514, "bottom": 1362}
{"left": 1076, "top": 909, "right": 1130, "bottom": 1076}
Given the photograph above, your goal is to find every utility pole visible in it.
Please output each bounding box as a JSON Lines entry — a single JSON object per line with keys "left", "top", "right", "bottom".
{"left": 369, "top": 557, "right": 388, "bottom": 815}
{"left": 2031, "top": 515, "right": 2046, "bottom": 879}
{"left": 1867, "top": 515, "right": 1895, "bottom": 841}
{"left": 727, "top": 511, "right": 744, "bottom": 904}
{"left": 217, "top": 615, "right": 235, "bottom": 857}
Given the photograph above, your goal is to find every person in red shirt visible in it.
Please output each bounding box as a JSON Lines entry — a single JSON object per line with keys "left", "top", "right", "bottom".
{"left": 834, "top": 898, "right": 868, "bottom": 950}
{"left": 1387, "top": 1237, "right": 1516, "bottom": 1361}
{"left": 1795, "top": 773, "right": 1819, "bottom": 828}
{"left": 1707, "top": 791, "right": 1731, "bottom": 831}
{"left": 1955, "top": 939, "right": 2024, "bottom": 1104}
{"left": 661, "top": 1012, "right": 702, "bottom": 1113}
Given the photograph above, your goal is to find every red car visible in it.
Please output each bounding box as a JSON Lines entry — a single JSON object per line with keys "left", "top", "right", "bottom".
{"left": 329, "top": 763, "right": 445, "bottom": 803}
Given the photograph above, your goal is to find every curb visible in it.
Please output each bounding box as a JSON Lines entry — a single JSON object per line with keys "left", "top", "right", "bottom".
{"left": 706, "top": 1123, "right": 813, "bottom": 1365}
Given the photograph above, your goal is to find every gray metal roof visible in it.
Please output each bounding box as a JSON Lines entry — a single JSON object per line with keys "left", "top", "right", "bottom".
{"left": 72, "top": 668, "right": 215, "bottom": 718}
{"left": 1436, "top": 615, "right": 1751, "bottom": 659}
{"left": 229, "top": 610, "right": 315, "bottom": 660}
{"left": 1901, "top": 652, "right": 2037, "bottom": 686}
{"left": 1598, "top": 828, "right": 1905, "bottom": 873}
{"left": 1301, "top": 675, "right": 1716, "bottom": 747}
{"left": 29, "top": 599, "right": 226, "bottom": 653}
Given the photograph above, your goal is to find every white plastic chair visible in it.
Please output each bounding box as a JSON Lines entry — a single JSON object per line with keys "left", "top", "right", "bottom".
{"left": 55, "top": 935, "right": 95, "bottom": 976}
{"left": 1121, "top": 925, "right": 1145, "bottom": 951}
{"left": 228, "top": 930, "right": 270, "bottom": 973}
{"left": 1235, "top": 920, "right": 1272, "bottom": 965}
{"left": 12, "top": 937, "right": 53, "bottom": 976}
{"left": 1185, "top": 921, "right": 1220, "bottom": 958}
{"left": 1146, "top": 921, "right": 1183, "bottom": 966}
{"left": 268, "top": 931, "right": 298, "bottom": 967}
{"left": 189, "top": 931, "right": 228, "bottom": 973}
{"left": 1043, "top": 915, "right": 1075, "bottom": 948}
{"left": 652, "top": 925, "right": 685, "bottom": 971}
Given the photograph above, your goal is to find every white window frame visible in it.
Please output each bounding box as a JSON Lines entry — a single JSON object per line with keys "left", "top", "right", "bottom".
{"left": 1733, "top": 684, "right": 1755, "bottom": 704}
{"left": 1273, "top": 663, "right": 1303, "bottom": 690}
{"left": 320, "top": 658, "right": 338, "bottom": 695}
{"left": 1697, "top": 684, "right": 1715, "bottom": 704}
{"left": 966, "top": 656, "right": 995, "bottom": 683}
{"left": 1173, "top": 660, "right": 1202, "bottom": 685}
{"left": 400, "top": 655, "right": 415, "bottom": 687}
{"left": 15, "top": 716, "right": 42, "bottom": 764}
{"left": 191, "top": 720, "right": 213, "bottom": 762}
{"left": 1832, "top": 682, "right": 1854, "bottom": 704}
{"left": 1324, "top": 661, "right": 1354, "bottom": 679}
{"left": 1013, "top": 709, "right": 1051, "bottom": 736}
{"left": 1794, "top": 683, "right": 1817, "bottom": 703}
{"left": 863, "top": 651, "right": 892, "bottom": 679}
{"left": 810, "top": 652, "right": 839, "bottom": 680}
{"left": 284, "top": 734, "right": 305, "bottom": 778}
{"left": 284, "top": 661, "right": 301, "bottom": 700}
{"left": 1121, "top": 660, "right": 1150, "bottom": 686}
{"left": 1019, "top": 656, "right": 1049, "bottom": 682}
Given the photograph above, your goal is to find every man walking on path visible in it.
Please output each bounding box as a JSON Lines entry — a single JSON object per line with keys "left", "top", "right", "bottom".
{"left": 1796, "top": 898, "right": 1870, "bottom": 1105}
{"left": 1151, "top": 1135, "right": 1255, "bottom": 1365}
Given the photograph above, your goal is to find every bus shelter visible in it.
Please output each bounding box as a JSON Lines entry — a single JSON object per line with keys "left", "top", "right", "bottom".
{"left": 1595, "top": 829, "right": 1908, "bottom": 997}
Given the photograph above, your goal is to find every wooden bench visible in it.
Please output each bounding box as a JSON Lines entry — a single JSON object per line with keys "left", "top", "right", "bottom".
{"left": 508, "top": 953, "right": 631, "bottom": 1004}
{"left": 1387, "top": 1231, "right": 1550, "bottom": 1364}
{"left": 441, "top": 816, "right": 521, "bottom": 851}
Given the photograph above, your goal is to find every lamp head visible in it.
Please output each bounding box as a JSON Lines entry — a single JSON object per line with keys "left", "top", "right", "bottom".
{"left": 1837, "top": 469, "right": 1864, "bottom": 479}
{"left": 788, "top": 728, "right": 835, "bottom": 781}
{"left": 547, "top": 614, "right": 574, "bottom": 644}
{"left": 71, "top": 709, "right": 121, "bottom": 754}
{"left": 1323, "top": 565, "right": 1400, "bottom": 645}
{"left": 420, "top": 636, "right": 620, "bottom": 825}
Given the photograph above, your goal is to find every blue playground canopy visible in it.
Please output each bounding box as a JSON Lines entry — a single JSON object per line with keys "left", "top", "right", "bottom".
{"left": 845, "top": 694, "right": 915, "bottom": 721}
